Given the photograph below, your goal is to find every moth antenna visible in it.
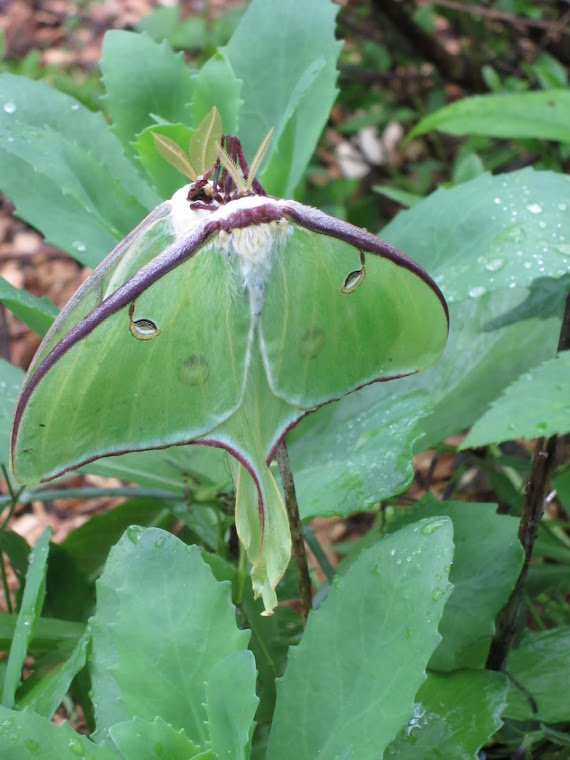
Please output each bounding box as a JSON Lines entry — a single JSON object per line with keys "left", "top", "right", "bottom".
{"left": 151, "top": 132, "right": 198, "bottom": 181}
{"left": 188, "top": 106, "right": 223, "bottom": 175}
{"left": 246, "top": 127, "right": 274, "bottom": 192}
{"left": 216, "top": 142, "right": 246, "bottom": 194}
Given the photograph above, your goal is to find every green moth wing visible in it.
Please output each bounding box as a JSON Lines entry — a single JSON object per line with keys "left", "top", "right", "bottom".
{"left": 260, "top": 201, "right": 447, "bottom": 407}
{"left": 11, "top": 136, "right": 448, "bottom": 613}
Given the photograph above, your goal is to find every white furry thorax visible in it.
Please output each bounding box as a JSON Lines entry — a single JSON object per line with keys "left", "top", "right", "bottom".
{"left": 169, "top": 184, "right": 291, "bottom": 312}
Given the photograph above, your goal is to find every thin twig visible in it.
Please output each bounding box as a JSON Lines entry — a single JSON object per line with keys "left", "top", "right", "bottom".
{"left": 276, "top": 441, "right": 312, "bottom": 626}
{"left": 486, "top": 291, "right": 570, "bottom": 671}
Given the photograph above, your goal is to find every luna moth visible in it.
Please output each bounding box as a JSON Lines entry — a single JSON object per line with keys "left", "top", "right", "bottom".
{"left": 11, "top": 108, "right": 448, "bottom": 613}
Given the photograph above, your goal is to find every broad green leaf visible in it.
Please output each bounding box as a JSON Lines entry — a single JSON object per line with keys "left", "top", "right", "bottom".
{"left": 17, "top": 625, "right": 90, "bottom": 718}
{"left": 0, "top": 359, "right": 24, "bottom": 467}
{"left": 189, "top": 52, "right": 242, "bottom": 136}
{"left": 2, "top": 527, "right": 50, "bottom": 708}
{"left": 90, "top": 528, "right": 250, "bottom": 743}
{"left": 100, "top": 31, "right": 194, "bottom": 155}
{"left": 462, "top": 352, "right": 570, "bottom": 448}
{"left": 110, "top": 717, "right": 205, "bottom": 759}
{"left": 408, "top": 90, "right": 570, "bottom": 143}
{"left": 0, "top": 277, "right": 57, "bottom": 336}
{"left": 0, "top": 73, "right": 158, "bottom": 267}
{"left": 61, "top": 497, "right": 175, "bottom": 582}
{"left": 290, "top": 389, "right": 429, "bottom": 519}
{"left": 266, "top": 518, "right": 454, "bottom": 759}
{"left": 205, "top": 651, "right": 258, "bottom": 760}
{"left": 504, "top": 628, "right": 570, "bottom": 723}
{"left": 221, "top": 0, "right": 341, "bottom": 196}
{"left": 384, "top": 670, "right": 508, "bottom": 759}
{"left": 135, "top": 123, "right": 195, "bottom": 197}
{"left": 409, "top": 283, "right": 563, "bottom": 448}
{"left": 0, "top": 704, "right": 117, "bottom": 759}
{"left": 382, "top": 168, "right": 570, "bottom": 304}
{"left": 386, "top": 498, "right": 523, "bottom": 670}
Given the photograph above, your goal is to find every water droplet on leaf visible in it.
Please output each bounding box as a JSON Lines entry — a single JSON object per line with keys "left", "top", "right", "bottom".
{"left": 3, "top": 102, "right": 16, "bottom": 114}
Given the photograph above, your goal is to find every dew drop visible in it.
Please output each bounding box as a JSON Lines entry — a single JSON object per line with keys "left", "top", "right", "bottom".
{"left": 126, "top": 525, "right": 144, "bottom": 545}
{"left": 71, "top": 103, "right": 80, "bottom": 111}
{"left": 154, "top": 536, "right": 166, "bottom": 549}
{"left": 72, "top": 240, "right": 86, "bottom": 253}
{"left": 68, "top": 737, "right": 84, "bottom": 756}
{"left": 523, "top": 261, "right": 532, "bottom": 269}
{"left": 527, "top": 202, "right": 543, "bottom": 214}
{"left": 493, "top": 197, "right": 502, "bottom": 205}
{"left": 485, "top": 258, "right": 504, "bottom": 272}
{"left": 432, "top": 588, "right": 444, "bottom": 601}
{"left": 468, "top": 285, "right": 486, "bottom": 298}
{"left": 3, "top": 102, "right": 16, "bottom": 114}
{"left": 558, "top": 203, "right": 567, "bottom": 211}
{"left": 420, "top": 518, "right": 447, "bottom": 536}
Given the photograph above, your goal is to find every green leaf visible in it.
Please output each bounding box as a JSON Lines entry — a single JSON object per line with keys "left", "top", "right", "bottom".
{"left": 189, "top": 52, "right": 242, "bottom": 135}
{"left": 0, "top": 277, "right": 57, "bottom": 336}
{"left": 109, "top": 717, "right": 205, "bottom": 759}
{"left": 17, "top": 625, "right": 90, "bottom": 718}
{"left": 61, "top": 496, "right": 175, "bottom": 582}
{"left": 0, "top": 359, "right": 25, "bottom": 467}
{"left": 205, "top": 650, "right": 258, "bottom": 759}
{"left": 504, "top": 628, "right": 570, "bottom": 723}
{"left": 221, "top": 0, "right": 342, "bottom": 196}
{"left": 90, "top": 527, "right": 251, "bottom": 743}
{"left": 100, "top": 31, "right": 194, "bottom": 155}
{"left": 0, "top": 613, "right": 85, "bottom": 655}
{"left": 0, "top": 73, "right": 158, "bottom": 267}
{"left": 266, "top": 518, "right": 454, "bottom": 759}
{"left": 407, "top": 282, "right": 563, "bottom": 448}
{"left": 382, "top": 168, "right": 570, "bottom": 304}
{"left": 135, "top": 123, "right": 195, "bottom": 197}
{"left": 384, "top": 670, "right": 508, "bottom": 759}
{"left": 0, "top": 704, "right": 117, "bottom": 759}
{"left": 408, "top": 90, "right": 570, "bottom": 143}
{"left": 386, "top": 498, "right": 523, "bottom": 670}
{"left": 290, "top": 389, "right": 429, "bottom": 519}
{"left": 462, "top": 352, "right": 570, "bottom": 448}
{"left": 372, "top": 184, "right": 422, "bottom": 207}
{"left": 2, "top": 527, "right": 50, "bottom": 709}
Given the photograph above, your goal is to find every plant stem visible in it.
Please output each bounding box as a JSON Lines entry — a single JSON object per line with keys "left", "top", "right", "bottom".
{"left": 275, "top": 441, "right": 312, "bottom": 626}
{"left": 486, "top": 290, "right": 570, "bottom": 671}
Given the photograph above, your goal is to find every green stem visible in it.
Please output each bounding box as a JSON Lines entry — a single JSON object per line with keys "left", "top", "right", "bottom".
{"left": 275, "top": 441, "right": 312, "bottom": 626}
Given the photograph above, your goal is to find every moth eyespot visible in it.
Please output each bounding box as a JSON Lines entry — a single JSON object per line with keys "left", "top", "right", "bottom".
{"left": 179, "top": 354, "right": 210, "bottom": 386}
{"left": 342, "top": 265, "right": 366, "bottom": 294}
{"left": 128, "top": 302, "right": 160, "bottom": 340}
{"left": 130, "top": 318, "right": 160, "bottom": 340}
{"left": 300, "top": 328, "right": 325, "bottom": 360}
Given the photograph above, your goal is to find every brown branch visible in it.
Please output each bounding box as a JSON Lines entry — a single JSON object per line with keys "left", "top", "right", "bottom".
{"left": 276, "top": 441, "right": 312, "bottom": 626}
{"left": 426, "top": 0, "right": 570, "bottom": 37}
{"left": 486, "top": 290, "right": 570, "bottom": 671}
{"left": 370, "top": 0, "right": 484, "bottom": 90}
